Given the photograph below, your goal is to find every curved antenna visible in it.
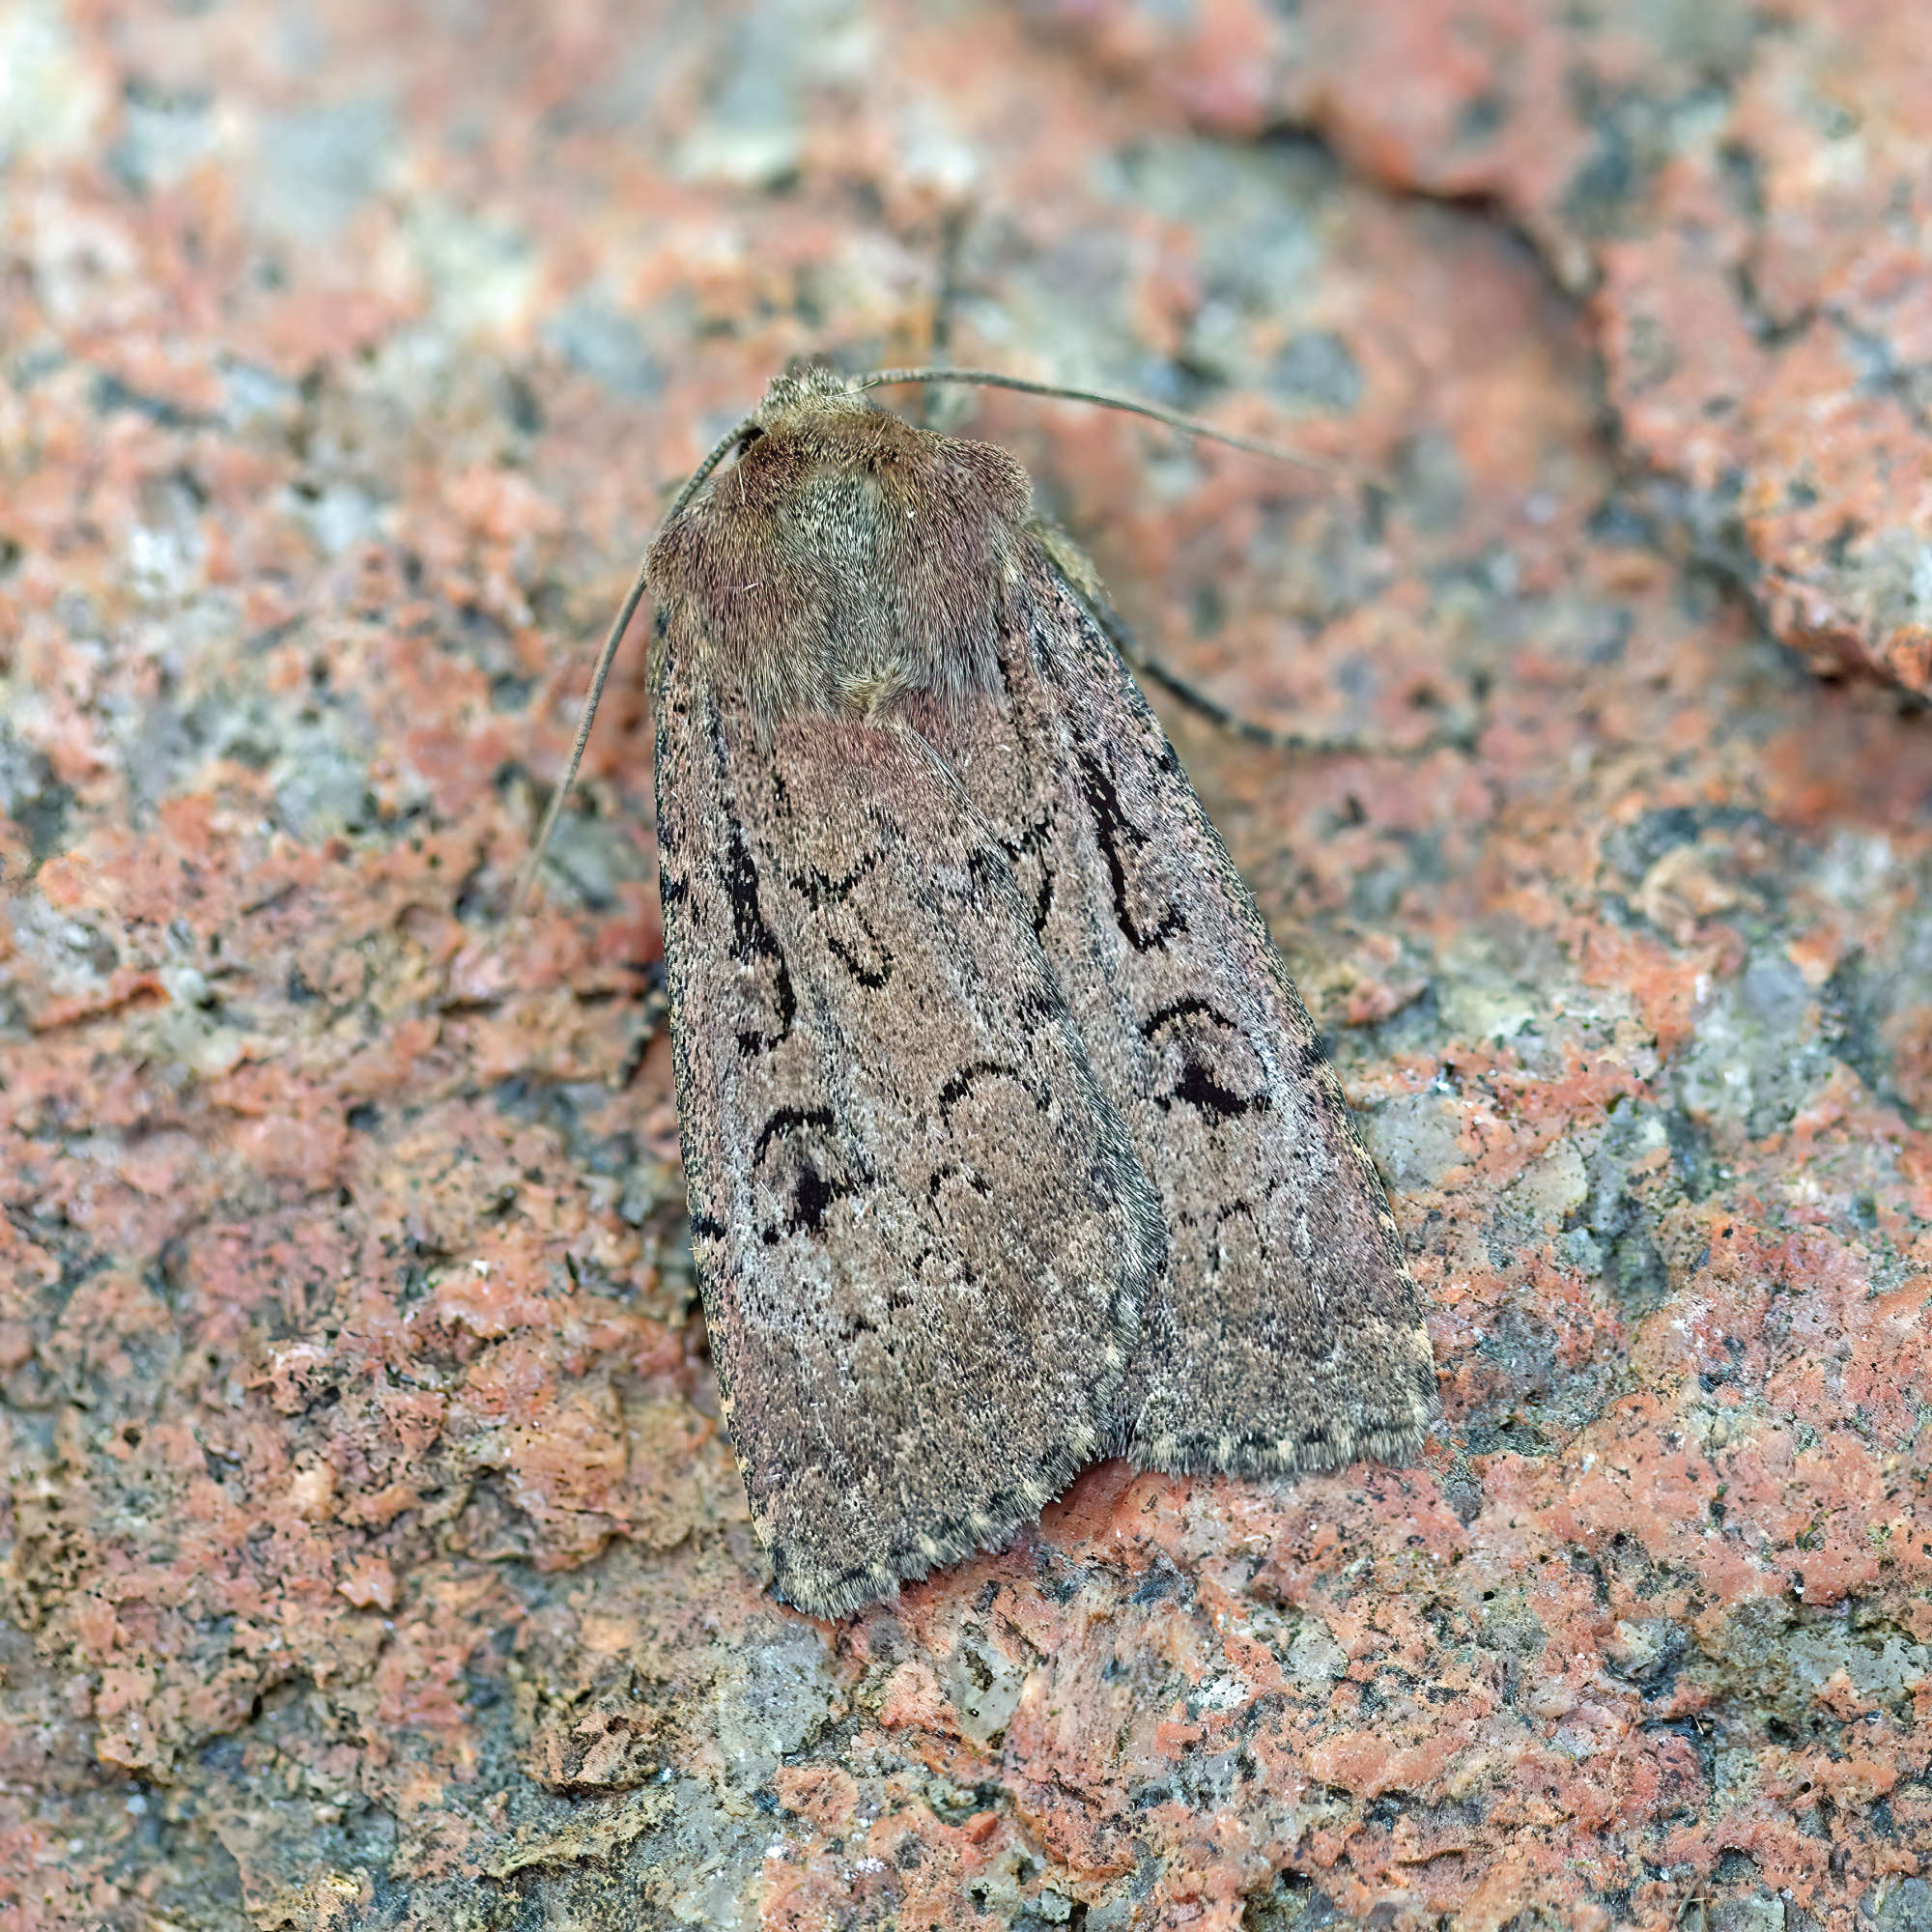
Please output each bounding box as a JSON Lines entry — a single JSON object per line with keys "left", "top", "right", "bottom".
{"left": 512, "top": 415, "right": 757, "bottom": 917}
{"left": 1076, "top": 581, "right": 1480, "bottom": 760}
{"left": 663, "top": 414, "right": 762, "bottom": 526}
{"left": 855, "top": 367, "right": 1344, "bottom": 476}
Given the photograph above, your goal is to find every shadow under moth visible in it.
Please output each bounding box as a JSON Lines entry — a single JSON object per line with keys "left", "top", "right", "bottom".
{"left": 529, "top": 363, "right": 1435, "bottom": 1618}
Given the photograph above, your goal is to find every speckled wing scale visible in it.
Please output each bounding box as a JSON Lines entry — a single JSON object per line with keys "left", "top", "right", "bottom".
{"left": 643, "top": 364, "right": 1433, "bottom": 1618}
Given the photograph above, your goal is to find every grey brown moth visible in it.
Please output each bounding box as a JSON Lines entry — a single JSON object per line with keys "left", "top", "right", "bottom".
{"left": 528, "top": 364, "right": 1435, "bottom": 1619}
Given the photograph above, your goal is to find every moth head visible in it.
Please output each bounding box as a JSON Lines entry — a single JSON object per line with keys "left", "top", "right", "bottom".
{"left": 753, "top": 361, "right": 878, "bottom": 433}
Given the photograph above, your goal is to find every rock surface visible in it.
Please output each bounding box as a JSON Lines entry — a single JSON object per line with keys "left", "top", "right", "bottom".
{"left": 1, "top": 2, "right": 1927, "bottom": 1927}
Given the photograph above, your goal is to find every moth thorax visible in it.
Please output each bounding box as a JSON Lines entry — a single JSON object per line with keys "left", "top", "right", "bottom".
{"left": 648, "top": 400, "right": 1031, "bottom": 726}
{"left": 781, "top": 460, "right": 1012, "bottom": 718}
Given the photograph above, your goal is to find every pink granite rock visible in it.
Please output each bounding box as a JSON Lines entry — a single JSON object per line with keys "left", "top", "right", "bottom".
{"left": 0, "top": 2, "right": 1926, "bottom": 1927}
{"left": 1035, "top": 0, "right": 1932, "bottom": 699}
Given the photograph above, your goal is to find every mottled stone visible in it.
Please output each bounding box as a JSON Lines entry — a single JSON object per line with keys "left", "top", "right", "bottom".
{"left": 1, "top": 1, "right": 1928, "bottom": 1928}
{"left": 1035, "top": 0, "right": 1932, "bottom": 699}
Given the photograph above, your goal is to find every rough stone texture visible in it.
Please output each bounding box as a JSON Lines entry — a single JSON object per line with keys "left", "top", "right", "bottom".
{"left": 1032, "top": 0, "right": 1932, "bottom": 698}
{"left": 0, "top": 2, "right": 1927, "bottom": 1928}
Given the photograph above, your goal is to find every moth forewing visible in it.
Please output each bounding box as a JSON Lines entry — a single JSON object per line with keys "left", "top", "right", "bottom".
{"left": 912, "top": 529, "right": 1435, "bottom": 1477}
{"left": 647, "top": 370, "right": 1165, "bottom": 1618}
{"left": 1010, "top": 545, "right": 1434, "bottom": 1469}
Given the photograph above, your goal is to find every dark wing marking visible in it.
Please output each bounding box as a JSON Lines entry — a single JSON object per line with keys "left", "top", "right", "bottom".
{"left": 922, "top": 540, "right": 1435, "bottom": 1477}
{"left": 654, "top": 638, "right": 1165, "bottom": 1618}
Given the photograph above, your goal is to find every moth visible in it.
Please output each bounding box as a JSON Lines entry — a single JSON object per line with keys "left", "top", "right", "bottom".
{"left": 527, "top": 363, "right": 1435, "bottom": 1618}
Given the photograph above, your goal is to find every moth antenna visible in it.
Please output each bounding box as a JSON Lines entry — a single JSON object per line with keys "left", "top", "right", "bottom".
{"left": 513, "top": 416, "right": 757, "bottom": 918}
{"left": 1126, "top": 631, "right": 1480, "bottom": 758}
{"left": 855, "top": 367, "right": 1345, "bottom": 476}
{"left": 1076, "top": 580, "right": 1482, "bottom": 760}
{"left": 511, "top": 554, "right": 651, "bottom": 918}
{"left": 664, "top": 415, "right": 762, "bottom": 526}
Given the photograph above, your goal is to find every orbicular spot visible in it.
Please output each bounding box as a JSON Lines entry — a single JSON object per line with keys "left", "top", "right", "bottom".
{"left": 791, "top": 853, "right": 893, "bottom": 988}
{"left": 924, "top": 1060, "right": 1089, "bottom": 1253}
{"left": 1202, "top": 1190, "right": 1268, "bottom": 1281}
{"left": 1142, "top": 998, "right": 1271, "bottom": 1122}
{"left": 1000, "top": 808, "right": 1058, "bottom": 936}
